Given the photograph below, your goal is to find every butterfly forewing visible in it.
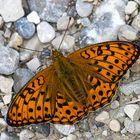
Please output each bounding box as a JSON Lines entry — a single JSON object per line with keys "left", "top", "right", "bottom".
{"left": 7, "top": 41, "right": 140, "bottom": 126}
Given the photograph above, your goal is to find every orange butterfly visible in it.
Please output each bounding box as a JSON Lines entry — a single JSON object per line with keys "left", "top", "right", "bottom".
{"left": 7, "top": 41, "right": 140, "bottom": 126}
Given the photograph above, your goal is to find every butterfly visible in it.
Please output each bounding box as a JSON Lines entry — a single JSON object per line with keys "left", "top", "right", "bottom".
{"left": 6, "top": 41, "right": 140, "bottom": 126}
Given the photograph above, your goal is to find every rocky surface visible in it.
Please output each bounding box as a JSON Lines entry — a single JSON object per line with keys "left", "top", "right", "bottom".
{"left": 0, "top": 0, "right": 140, "bottom": 140}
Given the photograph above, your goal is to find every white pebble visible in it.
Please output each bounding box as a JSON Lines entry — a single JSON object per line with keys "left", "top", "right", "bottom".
{"left": 110, "top": 100, "right": 119, "bottom": 109}
{"left": 124, "top": 104, "right": 140, "bottom": 121}
{"left": 109, "top": 119, "right": 121, "bottom": 132}
{"left": 19, "top": 129, "right": 35, "bottom": 140}
{"left": 27, "top": 11, "right": 40, "bottom": 24}
{"left": 125, "top": 1, "right": 138, "bottom": 15}
{"left": 95, "top": 111, "right": 110, "bottom": 123}
{"left": 52, "top": 35, "right": 75, "bottom": 53}
{"left": 57, "top": 16, "right": 74, "bottom": 30}
{"left": 0, "top": 0, "right": 24, "bottom": 22}
{"left": 102, "top": 130, "right": 108, "bottom": 136}
{"left": 26, "top": 57, "right": 41, "bottom": 72}
{"left": 8, "top": 32, "right": 23, "bottom": 49}
{"left": 0, "top": 102, "right": 4, "bottom": 108}
{"left": 124, "top": 118, "right": 135, "bottom": 133}
{"left": 76, "top": 0, "right": 93, "bottom": 17}
{"left": 132, "top": 13, "right": 140, "bottom": 31}
{"left": 54, "top": 124, "right": 75, "bottom": 136}
{"left": 37, "top": 21, "right": 55, "bottom": 43}
{"left": 134, "top": 121, "right": 140, "bottom": 134}
{"left": 2, "top": 94, "right": 12, "bottom": 105}
{"left": 67, "top": 134, "right": 77, "bottom": 140}
{"left": 0, "top": 16, "right": 4, "bottom": 28}
{"left": 0, "top": 76, "right": 14, "bottom": 94}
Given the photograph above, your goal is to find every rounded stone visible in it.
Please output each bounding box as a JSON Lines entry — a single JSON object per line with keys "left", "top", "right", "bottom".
{"left": 109, "top": 119, "right": 121, "bottom": 132}
{"left": 37, "top": 21, "right": 55, "bottom": 43}
{"left": 15, "top": 17, "right": 35, "bottom": 39}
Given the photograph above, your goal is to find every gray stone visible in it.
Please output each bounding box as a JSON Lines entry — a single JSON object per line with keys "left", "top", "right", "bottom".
{"left": 118, "top": 25, "right": 138, "bottom": 41}
{"left": 27, "top": 0, "right": 70, "bottom": 23}
{"left": 95, "top": 111, "right": 110, "bottom": 123}
{"left": 0, "top": 16, "right": 4, "bottom": 28}
{"left": 13, "top": 68, "right": 34, "bottom": 93}
{"left": 19, "top": 129, "right": 35, "bottom": 140}
{"left": 0, "top": 0, "right": 24, "bottom": 22}
{"left": 132, "top": 13, "right": 140, "bottom": 31}
{"left": 124, "top": 118, "right": 135, "bottom": 133}
{"left": 76, "top": 0, "right": 93, "bottom": 17}
{"left": 0, "top": 46, "right": 19, "bottom": 75}
{"left": 0, "top": 132, "right": 19, "bottom": 140}
{"left": 15, "top": 17, "right": 35, "bottom": 39}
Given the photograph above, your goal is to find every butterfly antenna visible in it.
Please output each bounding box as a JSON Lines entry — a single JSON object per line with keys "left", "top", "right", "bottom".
{"left": 58, "top": 17, "right": 72, "bottom": 51}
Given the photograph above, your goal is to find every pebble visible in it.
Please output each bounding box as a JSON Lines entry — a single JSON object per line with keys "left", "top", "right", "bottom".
{"left": 67, "top": 134, "right": 77, "bottom": 140}
{"left": 0, "top": 46, "right": 19, "bottom": 75}
{"left": 26, "top": 57, "right": 41, "bottom": 72}
{"left": 0, "top": 16, "right": 4, "bottom": 28}
{"left": 77, "top": 18, "right": 91, "bottom": 27}
{"left": 134, "top": 121, "right": 140, "bottom": 134}
{"left": 15, "top": 17, "right": 35, "bottom": 39}
{"left": 19, "top": 129, "right": 35, "bottom": 140}
{"left": 20, "top": 34, "right": 46, "bottom": 61}
{"left": 32, "top": 123, "right": 50, "bottom": 137}
{"left": 95, "top": 111, "right": 110, "bottom": 123}
{"left": 4, "top": 28, "right": 11, "bottom": 39}
{"left": 0, "top": 132, "right": 19, "bottom": 140}
{"left": 76, "top": 0, "right": 93, "bottom": 17}
{"left": 0, "top": 102, "right": 4, "bottom": 108}
{"left": 8, "top": 32, "right": 23, "bottom": 49}
{"left": 13, "top": 68, "right": 34, "bottom": 93}
{"left": 52, "top": 35, "right": 75, "bottom": 52}
{"left": 109, "top": 119, "right": 121, "bottom": 132}
{"left": 0, "top": 118, "right": 7, "bottom": 127}
{"left": 78, "top": 119, "right": 90, "bottom": 131}
{"left": 102, "top": 130, "right": 108, "bottom": 136}
{"left": 0, "top": 0, "right": 24, "bottom": 22}
{"left": 124, "top": 118, "right": 135, "bottom": 133}
{"left": 132, "top": 13, "right": 140, "bottom": 31}
{"left": 27, "top": 0, "right": 69, "bottom": 23}
{"left": 125, "top": 1, "right": 138, "bottom": 15}
{"left": 124, "top": 104, "right": 140, "bottom": 121}
{"left": 57, "top": 16, "right": 74, "bottom": 30}
{"left": 37, "top": 21, "right": 55, "bottom": 43}
{"left": 54, "top": 124, "right": 76, "bottom": 136}
{"left": 119, "top": 79, "right": 140, "bottom": 95}
{"left": 110, "top": 100, "right": 120, "bottom": 109}
{"left": 27, "top": 11, "right": 40, "bottom": 24}
{"left": 0, "top": 31, "right": 4, "bottom": 46}
{"left": 2, "top": 94, "right": 12, "bottom": 105}
{"left": 118, "top": 25, "right": 138, "bottom": 41}
{"left": 0, "top": 76, "right": 14, "bottom": 94}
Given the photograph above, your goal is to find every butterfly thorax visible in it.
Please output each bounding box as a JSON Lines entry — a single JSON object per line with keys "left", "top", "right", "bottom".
{"left": 52, "top": 50, "right": 88, "bottom": 106}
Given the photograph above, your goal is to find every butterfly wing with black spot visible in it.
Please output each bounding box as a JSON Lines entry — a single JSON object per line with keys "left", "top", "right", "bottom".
{"left": 68, "top": 41, "right": 140, "bottom": 83}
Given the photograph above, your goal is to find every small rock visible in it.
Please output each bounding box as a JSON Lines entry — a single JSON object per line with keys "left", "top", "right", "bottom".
{"left": 54, "top": 124, "right": 76, "bottom": 136}
{"left": 26, "top": 57, "right": 41, "bottom": 72}
{"left": 120, "top": 79, "right": 140, "bottom": 96}
{"left": 19, "top": 129, "right": 35, "bottom": 140}
{"left": 3, "top": 94, "right": 12, "bottom": 105}
{"left": 109, "top": 119, "right": 121, "bottom": 132}
{"left": 67, "top": 134, "right": 77, "bottom": 140}
{"left": 77, "top": 18, "right": 91, "bottom": 27}
{"left": 27, "top": 11, "right": 40, "bottom": 24}
{"left": 52, "top": 35, "right": 75, "bottom": 52}
{"left": 95, "top": 111, "right": 110, "bottom": 123}
{"left": 124, "top": 118, "right": 135, "bottom": 133}
{"left": 1, "top": 106, "right": 8, "bottom": 116}
{"left": 0, "top": 46, "right": 19, "bottom": 75}
{"left": 0, "top": 102, "right": 4, "bottom": 108}
{"left": 0, "top": 118, "right": 7, "bottom": 127}
{"left": 102, "top": 130, "right": 108, "bottom": 136}
{"left": 121, "top": 128, "right": 127, "bottom": 134}
{"left": 27, "top": 0, "right": 69, "bottom": 23}
{"left": 4, "top": 28, "right": 11, "bottom": 39}
{"left": 0, "top": 76, "right": 14, "bottom": 94}
{"left": 0, "top": 0, "right": 24, "bottom": 22}
{"left": 13, "top": 68, "right": 34, "bottom": 93}
{"left": 32, "top": 123, "right": 50, "bottom": 137}
{"left": 0, "top": 31, "right": 4, "bottom": 46}
{"left": 124, "top": 104, "right": 140, "bottom": 121}
{"left": 132, "top": 13, "right": 140, "bottom": 31}
{"left": 8, "top": 32, "right": 23, "bottom": 49}
{"left": 125, "top": 1, "right": 138, "bottom": 15}
{"left": 37, "top": 21, "right": 55, "bottom": 43}
{"left": 118, "top": 25, "right": 138, "bottom": 41}
{"left": 110, "top": 100, "right": 119, "bottom": 109}
{"left": 0, "top": 16, "right": 4, "bottom": 28}
{"left": 0, "top": 132, "right": 18, "bottom": 140}
{"left": 57, "top": 16, "right": 74, "bottom": 30}
{"left": 134, "top": 121, "right": 140, "bottom": 134}
{"left": 78, "top": 119, "right": 90, "bottom": 131}
{"left": 15, "top": 17, "right": 35, "bottom": 39}
{"left": 76, "top": 0, "right": 93, "bottom": 17}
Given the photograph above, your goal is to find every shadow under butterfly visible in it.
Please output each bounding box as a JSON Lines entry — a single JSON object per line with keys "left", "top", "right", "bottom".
{"left": 6, "top": 41, "right": 140, "bottom": 126}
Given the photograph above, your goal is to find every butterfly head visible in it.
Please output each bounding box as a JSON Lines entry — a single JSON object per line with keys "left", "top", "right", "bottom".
{"left": 52, "top": 50, "right": 64, "bottom": 61}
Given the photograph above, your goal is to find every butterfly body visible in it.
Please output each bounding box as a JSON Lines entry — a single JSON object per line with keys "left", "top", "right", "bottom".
{"left": 7, "top": 41, "right": 140, "bottom": 126}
